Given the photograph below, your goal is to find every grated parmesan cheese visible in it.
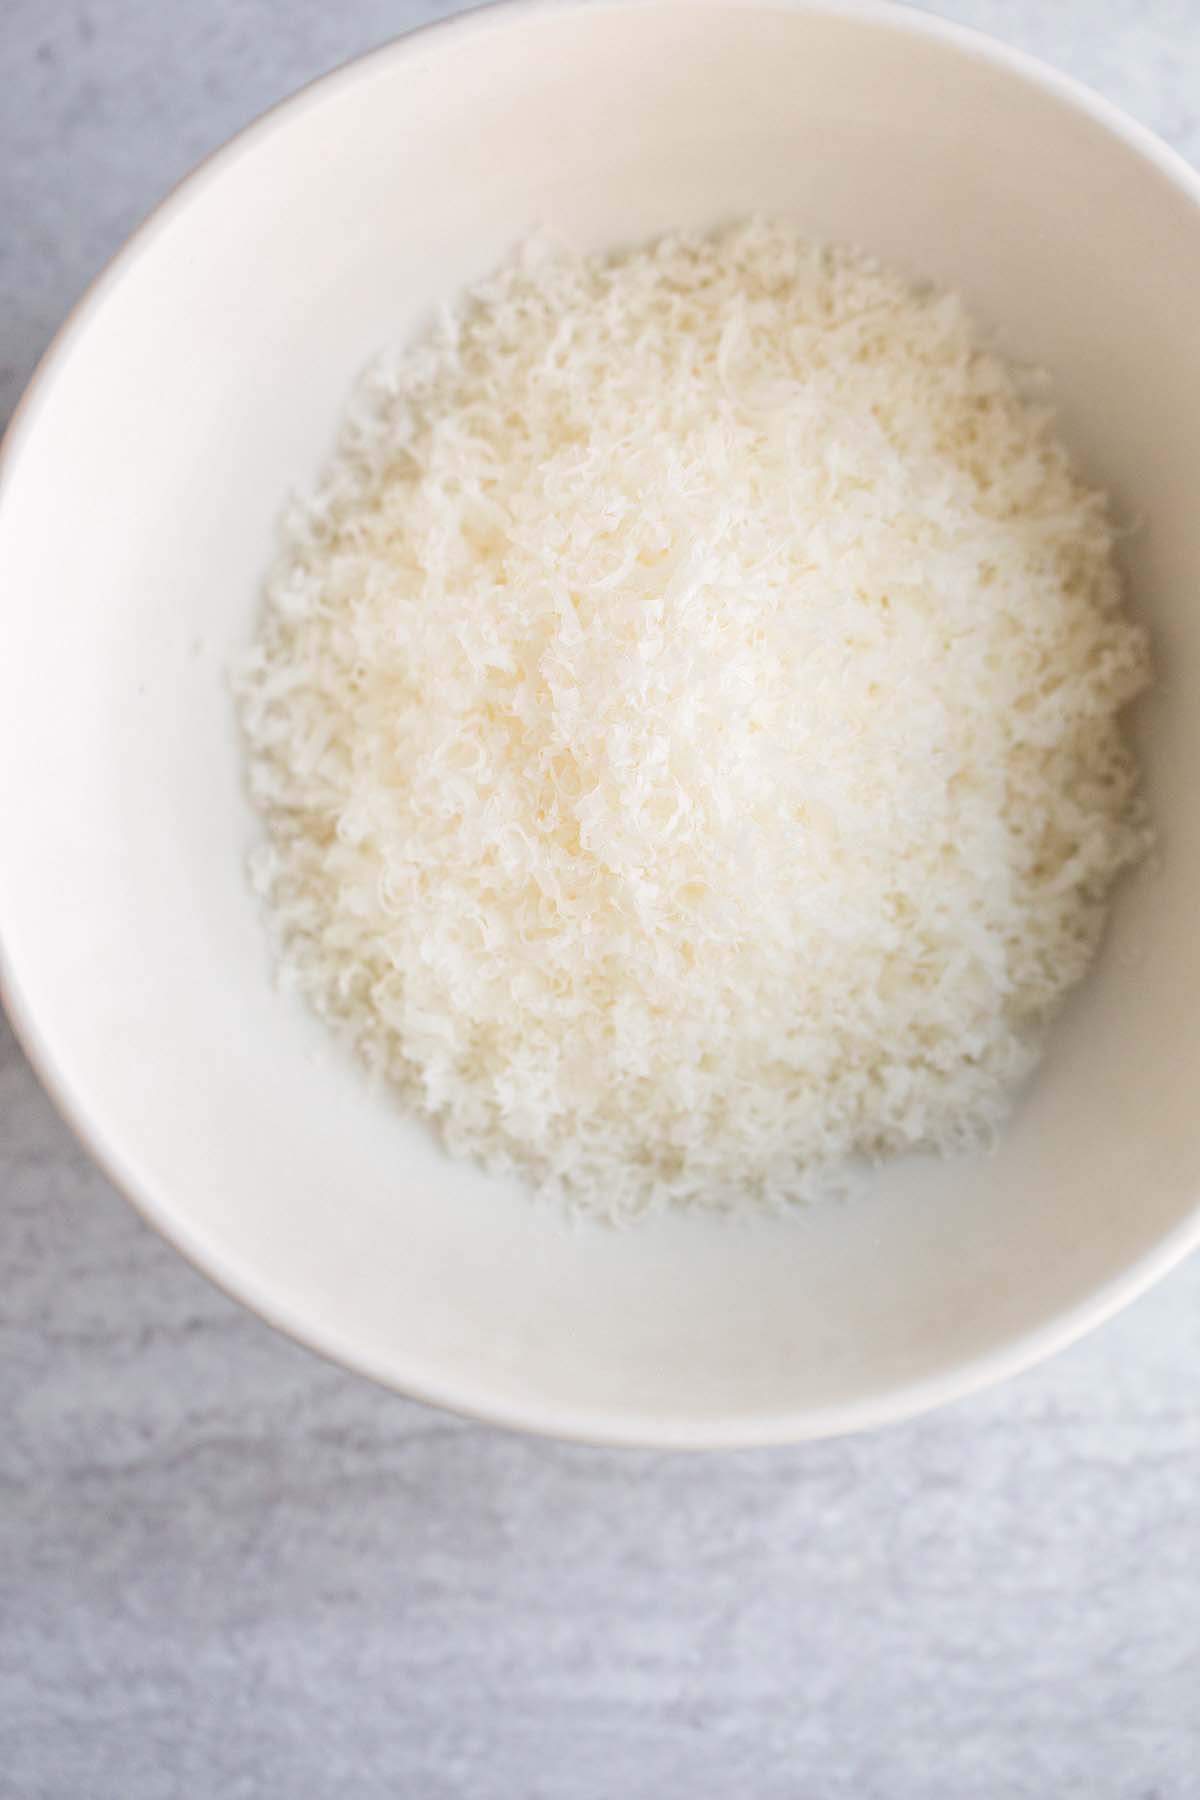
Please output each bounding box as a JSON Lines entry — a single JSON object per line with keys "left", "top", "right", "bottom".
{"left": 238, "top": 220, "right": 1151, "bottom": 1220}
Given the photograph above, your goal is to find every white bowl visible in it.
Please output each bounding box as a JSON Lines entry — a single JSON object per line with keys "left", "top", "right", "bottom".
{"left": 4, "top": 0, "right": 1200, "bottom": 1448}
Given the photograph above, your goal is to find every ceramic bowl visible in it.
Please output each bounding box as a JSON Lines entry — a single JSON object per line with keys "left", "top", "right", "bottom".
{"left": 4, "top": 0, "right": 1200, "bottom": 1446}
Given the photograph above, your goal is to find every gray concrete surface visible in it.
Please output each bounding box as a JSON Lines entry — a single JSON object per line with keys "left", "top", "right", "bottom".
{"left": 2, "top": 3, "right": 1199, "bottom": 1795}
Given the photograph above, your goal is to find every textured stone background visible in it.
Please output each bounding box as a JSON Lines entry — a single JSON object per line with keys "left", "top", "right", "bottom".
{"left": 3, "top": 3, "right": 1199, "bottom": 1795}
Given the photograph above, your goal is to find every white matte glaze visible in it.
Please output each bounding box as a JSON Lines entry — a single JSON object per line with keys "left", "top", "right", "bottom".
{"left": 3, "top": 0, "right": 1200, "bottom": 1446}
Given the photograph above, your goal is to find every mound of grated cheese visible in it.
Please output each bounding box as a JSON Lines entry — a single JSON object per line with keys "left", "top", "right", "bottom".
{"left": 239, "top": 219, "right": 1151, "bottom": 1220}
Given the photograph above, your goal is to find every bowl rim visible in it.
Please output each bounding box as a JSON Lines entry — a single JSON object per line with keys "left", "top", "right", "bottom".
{"left": 4, "top": 0, "right": 1200, "bottom": 1450}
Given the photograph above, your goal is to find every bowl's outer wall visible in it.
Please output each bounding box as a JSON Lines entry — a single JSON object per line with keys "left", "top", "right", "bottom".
{"left": 3, "top": 0, "right": 1200, "bottom": 1444}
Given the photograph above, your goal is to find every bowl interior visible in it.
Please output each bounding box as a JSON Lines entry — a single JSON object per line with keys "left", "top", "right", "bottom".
{"left": 4, "top": 0, "right": 1200, "bottom": 1445}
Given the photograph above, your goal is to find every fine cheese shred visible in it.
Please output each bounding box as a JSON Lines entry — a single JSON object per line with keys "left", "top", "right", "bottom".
{"left": 239, "top": 220, "right": 1151, "bottom": 1220}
